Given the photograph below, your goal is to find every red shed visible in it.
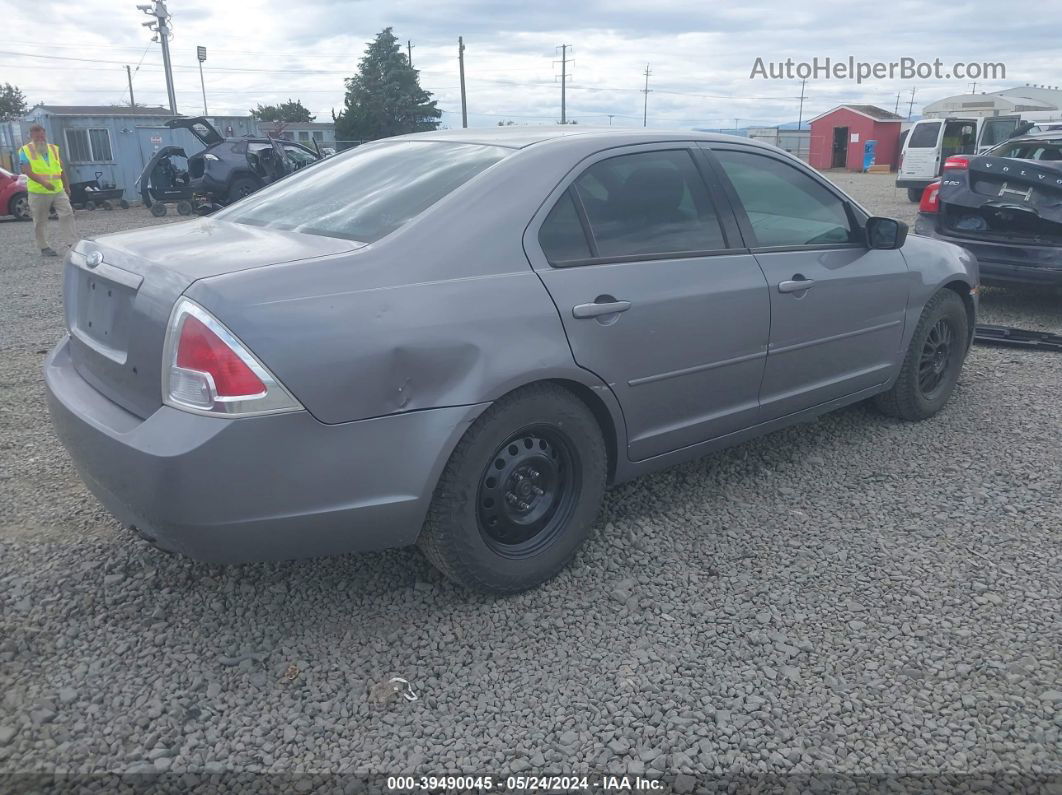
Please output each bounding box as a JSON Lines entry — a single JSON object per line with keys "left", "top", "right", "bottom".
{"left": 808, "top": 104, "right": 904, "bottom": 171}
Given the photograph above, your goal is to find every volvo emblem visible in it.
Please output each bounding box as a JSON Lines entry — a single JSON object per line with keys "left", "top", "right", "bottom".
{"left": 86, "top": 251, "right": 104, "bottom": 269}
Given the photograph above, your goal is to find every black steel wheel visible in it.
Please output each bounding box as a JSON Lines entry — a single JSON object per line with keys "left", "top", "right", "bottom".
{"left": 83, "top": 200, "right": 96, "bottom": 211}
{"left": 176, "top": 200, "right": 193, "bottom": 216}
{"left": 477, "top": 426, "right": 580, "bottom": 558}
{"left": 418, "top": 383, "right": 607, "bottom": 594}
{"left": 149, "top": 203, "right": 167, "bottom": 217}
{"left": 875, "top": 289, "right": 968, "bottom": 421}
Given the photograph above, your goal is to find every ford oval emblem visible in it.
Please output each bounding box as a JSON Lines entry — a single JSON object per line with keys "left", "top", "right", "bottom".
{"left": 86, "top": 251, "right": 104, "bottom": 269}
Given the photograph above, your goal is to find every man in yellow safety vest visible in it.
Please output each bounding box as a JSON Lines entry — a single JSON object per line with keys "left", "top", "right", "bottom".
{"left": 19, "top": 124, "right": 75, "bottom": 257}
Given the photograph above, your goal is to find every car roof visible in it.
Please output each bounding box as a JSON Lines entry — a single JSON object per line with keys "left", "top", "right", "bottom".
{"left": 1001, "top": 132, "right": 1062, "bottom": 145}
{"left": 383, "top": 125, "right": 773, "bottom": 151}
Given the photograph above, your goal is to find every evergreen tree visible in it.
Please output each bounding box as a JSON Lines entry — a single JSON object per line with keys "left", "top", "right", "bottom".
{"left": 335, "top": 28, "right": 441, "bottom": 145}
{"left": 0, "top": 83, "right": 29, "bottom": 121}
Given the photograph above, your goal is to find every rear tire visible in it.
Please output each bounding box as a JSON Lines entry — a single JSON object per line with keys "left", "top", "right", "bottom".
{"left": 226, "top": 176, "right": 259, "bottom": 203}
{"left": 118, "top": 199, "right": 130, "bottom": 210}
{"left": 83, "top": 200, "right": 96, "bottom": 211}
{"left": 149, "top": 203, "right": 167, "bottom": 217}
{"left": 874, "top": 289, "right": 968, "bottom": 421}
{"left": 907, "top": 187, "right": 923, "bottom": 203}
{"left": 176, "top": 200, "right": 193, "bottom": 216}
{"left": 418, "top": 383, "right": 607, "bottom": 594}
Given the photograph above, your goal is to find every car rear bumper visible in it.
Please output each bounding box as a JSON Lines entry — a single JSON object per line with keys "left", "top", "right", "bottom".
{"left": 45, "top": 336, "right": 487, "bottom": 563}
{"left": 914, "top": 214, "right": 1062, "bottom": 287}
{"left": 896, "top": 177, "right": 935, "bottom": 190}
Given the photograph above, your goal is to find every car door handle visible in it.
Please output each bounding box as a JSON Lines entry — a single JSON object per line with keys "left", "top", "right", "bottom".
{"left": 778, "top": 278, "right": 816, "bottom": 294}
{"left": 572, "top": 300, "right": 631, "bottom": 319}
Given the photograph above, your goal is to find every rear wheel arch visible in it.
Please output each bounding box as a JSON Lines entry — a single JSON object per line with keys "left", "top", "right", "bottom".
{"left": 942, "top": 279, "right": 977, "bottom": 347}
{"left": 546, "top": 378, "right": 620, "bottom": 484}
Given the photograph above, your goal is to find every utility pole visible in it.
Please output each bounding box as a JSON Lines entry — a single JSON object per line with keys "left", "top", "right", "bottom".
{"left": 137, "top": 1, "right": 177, "bottom": 115}
{"left": 907, "top": 86, "right": 917, "bottom": 120}
{"left": 969, "top": 81, "right": 977, "bottom": 94}
{"left": 641, "top": 63, "right": 652, "bottom": 127}
{"left": 556, "top": 44, "right": 572, "bottom": 124}
{"left": 796, "top": 78, "right": 807, "bottom": 129}
{"left": 196, "top": 45, "right": 208, "bottom": 115}
{"left": 458, "top": 37, "right": 468, "bottom": 128}
{"left": 125, "top": 65, "right": 135, "bottom": 107}
{"left": 894, "top": 90, "right": 901, "bottom": 114}
{"left": 407, "top": 40, "right": 414, "bottom": 68}
{"left": 607, "top": 114, "right": 614, "bottom": 126}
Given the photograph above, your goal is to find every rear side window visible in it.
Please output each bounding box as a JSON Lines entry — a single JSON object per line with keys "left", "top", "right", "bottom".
{"left": 570, "top": 149, "right": 726, "bottom": 259}
{"left": 539, "top": 191, "right": 591, "bottom": 262}
{"left": 908, "top": 122, "right": 942, "bottom": 148}
{"left": 217, "top": 141, "right": 510, "bottom": 243}
{"left": 715, "top": 150, "right": 854, "bottom": 247}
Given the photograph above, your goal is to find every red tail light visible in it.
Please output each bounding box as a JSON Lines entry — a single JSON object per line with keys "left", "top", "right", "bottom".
{"left": 919, "top": 181, "right": 941, "bottom": 214}
{"left": 943, "top": 155, "right": 970, "bottom": 170}
{"left": 162, "top": 298, "right": 302, "bottom": 416}
{"left": 176, "top": 314, "right": 265, "bottom": 397}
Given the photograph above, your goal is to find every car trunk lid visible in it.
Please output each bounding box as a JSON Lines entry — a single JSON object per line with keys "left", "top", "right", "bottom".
{"left": 65, "top": 220, "right": 362, "bottom": 418}
{"left": 939, "top": 156, "right": 1062, "bottom": 245}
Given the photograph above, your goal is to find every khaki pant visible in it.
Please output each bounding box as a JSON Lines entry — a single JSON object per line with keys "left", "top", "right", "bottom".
{"left": 28, "top": 192, "right": 75, "bottom": 252}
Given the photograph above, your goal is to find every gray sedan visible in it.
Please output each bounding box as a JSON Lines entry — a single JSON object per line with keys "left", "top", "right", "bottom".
{"left": 45, "top": 128, "right": 979, "bottom": 593}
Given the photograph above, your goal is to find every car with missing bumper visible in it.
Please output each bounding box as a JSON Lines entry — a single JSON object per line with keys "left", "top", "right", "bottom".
{"left": 138, "top": 116, "right": 321, "bottom": 214}
{"left": 914, "top": 132, "right": 1062, "bottom": 287}
{"left": 46, "top": 128, "right": 978, "bottom": 593}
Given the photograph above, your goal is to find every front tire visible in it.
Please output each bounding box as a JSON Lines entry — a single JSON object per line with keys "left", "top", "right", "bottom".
{"left": 418, "top": 383, "right": 607, "bottom": 594}
{"left": 875, "top": 289, "right": 968, "bottom": 421}
{"left": 226, "top": 176, "right": 259, "bottom": 203}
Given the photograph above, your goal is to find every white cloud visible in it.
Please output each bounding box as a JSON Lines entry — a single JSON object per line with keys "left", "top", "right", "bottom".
{"left": 2, "top": 0, "right": 1059, "bottom": 129}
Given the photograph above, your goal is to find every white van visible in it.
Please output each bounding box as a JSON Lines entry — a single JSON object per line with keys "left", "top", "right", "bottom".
{"left": 896, "top": 115, "right": 1024, "bottom": 201}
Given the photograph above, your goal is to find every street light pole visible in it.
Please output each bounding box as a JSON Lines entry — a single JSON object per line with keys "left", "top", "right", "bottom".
{"left": 197, "top": 45, "right": 208, "bottom": 115}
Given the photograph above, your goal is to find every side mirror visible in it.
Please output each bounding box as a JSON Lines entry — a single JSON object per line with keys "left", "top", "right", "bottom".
{"left": 866, "top": 216, "right": 909, "bottom": 250}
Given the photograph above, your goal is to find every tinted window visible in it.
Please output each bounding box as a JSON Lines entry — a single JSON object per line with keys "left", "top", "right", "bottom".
{"left": 284, "top": 145, "right": 317, "bottom": 168}
{"left": 715, "top": 150, "right": 853, "bottom": 247}
{"left": 980, "top": 118, "right": 1020, "bottom": 147}
{"left": 987, "top": 141, "right": 1062, "bottom": 161}
{"left": 539, "top": 191, "right": 591, "bottom": 263}
{"left": 908, "top": 122, "right": 942, "bottom": 148}
{"left": 218, "top": 141, "right": 509, "bottom": 243}
{"left": 572, "top": 150, "right": 725, "bottom": 258}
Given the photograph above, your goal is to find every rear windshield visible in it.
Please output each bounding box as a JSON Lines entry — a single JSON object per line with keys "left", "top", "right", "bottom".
{"left": 217, "top": 141, "right": 510, "bottom": 243}
{"left": 986, "top": 140, "right": 1062, "bottom": 162}
{"left": 907, "top": 122, "right": 941, "bottom": 148}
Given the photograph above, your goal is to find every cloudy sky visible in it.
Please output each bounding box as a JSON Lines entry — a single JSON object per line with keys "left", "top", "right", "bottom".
{"left": 3, "top": 0, "right": 1060, "bottom": 131}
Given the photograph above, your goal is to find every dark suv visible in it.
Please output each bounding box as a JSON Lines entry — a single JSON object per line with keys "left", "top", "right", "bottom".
{"left": 138, "top": 117, "right": 321, "bottom": 211}
{"left": 914, "top": 132, "right": 1062, "bottom": 286}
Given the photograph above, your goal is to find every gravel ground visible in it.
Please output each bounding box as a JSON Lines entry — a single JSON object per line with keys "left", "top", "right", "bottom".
{"left": 1, "top": 181, "right": 1060, "bottom": 789}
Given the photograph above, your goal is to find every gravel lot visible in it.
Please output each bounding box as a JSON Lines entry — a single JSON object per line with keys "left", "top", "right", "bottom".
{"left": 1, "top": 177, "right": 1060, "bottom": 789}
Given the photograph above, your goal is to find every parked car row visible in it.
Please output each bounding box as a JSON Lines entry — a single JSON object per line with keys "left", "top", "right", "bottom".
{"left": 914, "top": 132, "right": 1062, "bottom": 287}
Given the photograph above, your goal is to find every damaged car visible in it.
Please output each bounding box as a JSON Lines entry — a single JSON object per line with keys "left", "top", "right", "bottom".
{"left": 137, "top": 116, "right": 321, "bottom": 215}
{"left": 915, "top": 132, "right": 1062, "bottom": 286}
{"left": 47, "top": 128, "right": 978, "bottom": 593}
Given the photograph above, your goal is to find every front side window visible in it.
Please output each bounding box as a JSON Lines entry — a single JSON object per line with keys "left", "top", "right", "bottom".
{"left": 715, "top": 150, "right": 854, "bottom": 247}
{"left": 284, "top": 146, "right": 317, "bottom": 168}
{"left": 218, "top": 141, "right": 510, "bottom": 243}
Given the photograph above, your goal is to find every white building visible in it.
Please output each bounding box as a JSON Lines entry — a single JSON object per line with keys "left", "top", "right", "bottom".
{"left": 922, "top": 84, "right": 1062, "bottom": 120}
